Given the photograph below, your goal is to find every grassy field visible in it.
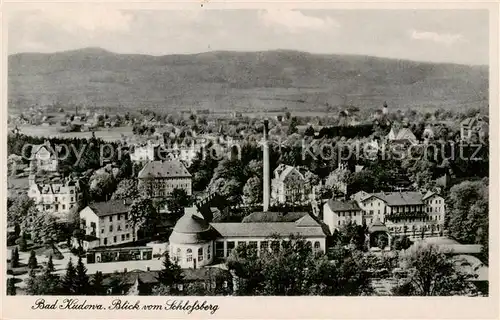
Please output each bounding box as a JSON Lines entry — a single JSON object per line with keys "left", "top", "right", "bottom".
{"left": 12, "top": 125, "right": 134, "bottom": 141}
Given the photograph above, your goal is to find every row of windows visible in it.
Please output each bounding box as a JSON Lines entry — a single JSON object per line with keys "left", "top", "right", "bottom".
{"left": 214, "top": 240, "right": 321, "bottom": 258}
{"left": 102, "top": 233, "right": 131, "bottom": 245}
{"left": 101, "top": 223, "right": 130, "bottom": 234}
{"left": 172, "top": 245, "right": 211, "bottom": 263}
{"left": 43, "top": 203, "right": 74, "bottom": 211}
{"left": 101, "top": 214, "right": 128, "bottom": 224}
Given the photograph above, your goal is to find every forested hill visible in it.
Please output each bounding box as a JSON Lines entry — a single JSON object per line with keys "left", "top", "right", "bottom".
{"left": 8, "top": 47, "right": 488, "bottom": 112}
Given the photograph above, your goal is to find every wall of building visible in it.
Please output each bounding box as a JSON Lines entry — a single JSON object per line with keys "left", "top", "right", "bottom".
{"left": 80, "top": 207, "right": 137, "bottom": 247}
{"left": 169, "top": 242, "right": 214, "bottom": 269}
{"left": 214, "top": 236, "right": 326, "bottom": 259}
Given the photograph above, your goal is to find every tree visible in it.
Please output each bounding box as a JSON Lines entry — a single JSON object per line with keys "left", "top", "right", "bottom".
{"left": 28, "top": 250, "right": 38, "bottom": 269}
{"left": 61, "top": 258, "right": 77, "bottom": 294}
{"left": 304, "top": 126, "right": 315, "bottom": 137}
{"left": 156, "top": 253, "right": 183, "bottom": 293}
{"left": 227, "top": 235, "right": 371, "bottom": 296}
{"left": 31, "top": 214, "right": 61, "bottom": 246}
{"left": 394, "top": 244, "right": 475, "bottom": 296}
{"left": 393, "top": 236, "right": 412, "bottom": 251}
{"left": 25, "top": 268, "right": 39, "bottom": 295}
{"left": 166, "top": 188, "right": 192, "bottom": 216}
{"left": 7, "top": 195, "right": 34, "bottom": 226}
{"left": 7, "top": 278, "right": 17, "bottom": 295}
{"left": 10, "top": 247, "right": 19, "bottom": 269}
{"left": 129, "top": 197, "right": 158, "bottom": 240}
{"left": 74, "top": 256, "right": 90, "bottom": 295}
{"left": 17, "top": 236, "right": 28, "bottom": 252}
{"left": 287, "top": 117, "right": 299, "bottom": 135}
{"left": 112, "top": 179, "right": 139, "bottom": 200}
{"left": 447, "top": 180, "right": 488, "bottom": 260}
{"left": 33, "top": 255, "right": 61, "bottom": 295}
{"left": 89, "top": 171, "right": 117, "bottom": 201}
{"left": 243, "top": 176, "right": 262, "bottom": 206}
{"left": 91, "top": 271, "right": 106, "bottom": 295}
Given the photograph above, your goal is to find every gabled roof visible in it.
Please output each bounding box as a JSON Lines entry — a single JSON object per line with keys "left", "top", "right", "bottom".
{"left": 87, "top": 200, "right": 131, "bottom": 217}
{"left": 210, "top": 219, "right": 326, "bottom": 238}
{"left": 422, "top": 191, "right": 442, "bottom": 201}
{"left": 364, "top": 192, "right": 424, "bottom": 206}
{"left": 242, "top": 211, "right": 308, "bottom": 223}
{"left": 138, "top": 160, "right": 191, "bottom": 179}
{"left": 327, "top": 199, "right": 361, "bottom": 212}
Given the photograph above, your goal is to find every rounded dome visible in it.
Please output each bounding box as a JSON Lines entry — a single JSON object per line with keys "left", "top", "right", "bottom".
{"left": 169, "top": 210, "right": 214, "bottom": 245}
{"left": 173, "top": 213, "right": 210, "bottom": 233}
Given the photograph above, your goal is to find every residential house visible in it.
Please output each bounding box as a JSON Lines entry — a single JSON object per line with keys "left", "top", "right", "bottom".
{"left": 323, "top": 200, "right": 363, "bottom": 231}
{"left": 79, "top": 199, "right": 138, "bottom": 249}
{"left": 271, "top": 164, "right": 315, "bottom": 205}
{"left": 28, "top": 175, "right": 82, "bottom": 220}
{"left": 30, "top": 140, "right": 59, "bottom": 172}
{"left": 138, "top": 160, "right": 192, "bottom": 198}
{"left": 387, "top": 127, "right": 417, "bottom": 145}
{"left": 129, "top": 141, "right": 160, "bottom": 163}
{"left": 460, "top": 115, "right": 489, "bottom": 142}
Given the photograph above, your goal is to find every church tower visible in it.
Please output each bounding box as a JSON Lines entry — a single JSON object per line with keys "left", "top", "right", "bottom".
{"left": 382, "top": 101, "right": 388, "bottom": 115}
{"left": 263, "top": 119, "right": 270, "bottom": 212}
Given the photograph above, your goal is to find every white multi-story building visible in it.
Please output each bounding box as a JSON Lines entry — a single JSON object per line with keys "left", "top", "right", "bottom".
{"left": 30, "top": 141, "right": 59, "bottom": 172}
{"left": 28, "top": 175, "right": 82, "bottom": 220}
{"left": 78, "top": 200, "right": 138, "bottom": 250}
{"left": 271, "top": 164, "right": 314, "bottom": 205}
{"left": 129, "top": 141, "right": 159, "bottom": 163}
{"left": 323, "top": 191, "right": 446, "bottom": 238}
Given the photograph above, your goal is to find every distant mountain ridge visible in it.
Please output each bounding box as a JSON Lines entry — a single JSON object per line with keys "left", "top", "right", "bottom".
{"left": 8, "top": 47, "right": 489, "bottom": 112}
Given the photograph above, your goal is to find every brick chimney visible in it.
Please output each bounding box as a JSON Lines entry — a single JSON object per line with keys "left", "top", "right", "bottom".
{"left": 263, "top": 119, "right": 270, "bottom": 212}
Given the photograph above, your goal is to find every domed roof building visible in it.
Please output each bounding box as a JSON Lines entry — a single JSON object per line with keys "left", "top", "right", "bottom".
{"left": 169, "top": 207, "right": 215, "bottom": 269}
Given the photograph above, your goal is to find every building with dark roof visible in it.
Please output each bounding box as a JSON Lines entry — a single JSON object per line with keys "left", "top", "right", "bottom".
{"left": 79, "top": 199, "right": 137, "bottom": 250}
{"left": 138, "top": 160, "right": 192, "bottom": 198}
{"left": 323, "top": 200, "right": 363, "bottom": 232}
{"left": 323, "top": 190, "right": 446, "bottom": 240}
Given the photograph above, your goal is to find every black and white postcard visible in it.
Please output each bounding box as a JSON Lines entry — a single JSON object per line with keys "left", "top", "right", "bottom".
{"left": 1, "top": 2, "right": 498, "bottom": 319}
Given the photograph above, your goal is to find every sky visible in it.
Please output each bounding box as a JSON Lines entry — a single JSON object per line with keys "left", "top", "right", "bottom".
{"left": 8, "top": 8, "right": 489, "bottom": 65}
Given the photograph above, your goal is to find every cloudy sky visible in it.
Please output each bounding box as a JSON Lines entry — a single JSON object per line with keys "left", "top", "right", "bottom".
{"left": 8, "top": 8, "right": 489, "bottom": 65}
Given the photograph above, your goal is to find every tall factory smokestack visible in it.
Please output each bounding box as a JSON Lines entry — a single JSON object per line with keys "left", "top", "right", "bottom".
{"left": 263, "top": 119, "right": 270, "bottom": 212}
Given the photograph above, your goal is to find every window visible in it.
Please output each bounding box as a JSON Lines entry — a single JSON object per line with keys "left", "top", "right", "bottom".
{"left": 109, "top": 225, "right": 113, "bottom": 232}
{"left": 198, "top": 247, "right": 203, "bottom": 261}
{"left": 55, "top": 197, "right": 58, "bottom": 202}
{"left": 121, "top": 234, "right": 125, "bottom": 241}
{"left": 118, "top": 225, "right": 122, "bottom": 231}
{"left": 215, "top": 241, "right": 224, "bottom": 258}
{"left": 175, "top": 248, "right": 181, "bottom": 262}
{"left": 313, "top": 241, "right": 321, "bottom": 252}
{"left": 207, "top": 245, "right": 211, "bottom": 260}
{"left": 249, "top": 241, "right": 257, "bottom": 248}
{"left": 71, "top": 197, "right": 74, "bottom": 202}
{"left": 113, "top": 236, "right": 117, "bottom": 243}
{"left": 118, "top": 215, "right": 121, "bottom": 220}
{"left": 260, "top": 241, "right": 268, "bottom": 253}
{"left": 186, "top": 249, "right": 193, "bottom": 262}
{"left": 338, "top": 221, "right": 341, "bottom": 226}
{"left": 124, "top": 214, "right": 128, "bottom": 220}
{"left": 104, "top": 238, "right": 108, "bottom": 245}
{"left": 109, "top": 216, "right": 112, "bottom": 222}
{"left": 62, "top": 204, "right": 66, "bottom": 210}
{"left": 101, "top": 229, "right": 104, "bottom": 234}
{"left": 126, "top": 233, "right": 130, "bottom": 239}
{"left": 226, "top": 241, "right": 235, "bottom": 257}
